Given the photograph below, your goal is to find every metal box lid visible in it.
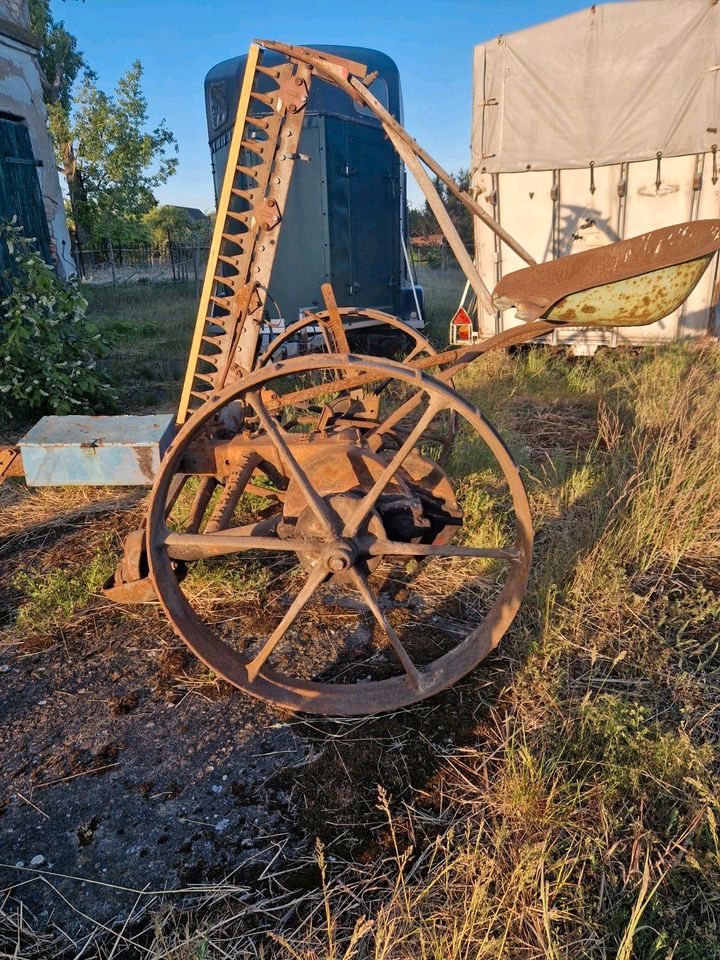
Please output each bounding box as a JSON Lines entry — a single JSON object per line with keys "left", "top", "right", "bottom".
{"left": 19, "top": 414, "right": 175, "bottom": 487}
{"left": 21, "top": 414, "right": 175, "bottom": 447}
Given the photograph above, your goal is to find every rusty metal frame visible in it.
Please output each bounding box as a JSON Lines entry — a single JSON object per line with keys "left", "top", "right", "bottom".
{"left": 258, "top": 307, "right": 439, "bottom": 366}
{"left": 147, "top": 354, "right": 533, "bottom": 715}
{"left": 0, "top": 447, "right": 23, "bottom": 484}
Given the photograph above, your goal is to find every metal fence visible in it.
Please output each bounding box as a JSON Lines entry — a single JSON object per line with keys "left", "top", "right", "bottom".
{"left": 71, "top": 237, "right": 467, "bottom": 301}
{"left": 72, "top": 238, "right": 211, "bottom": 292}
{"left": 410, "top": 239, "right": 471, "bottom": 273}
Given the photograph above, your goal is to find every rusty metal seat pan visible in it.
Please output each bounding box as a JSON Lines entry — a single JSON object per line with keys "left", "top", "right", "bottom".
{"left": 492, "top": 220, "right": 720, "bottom": 326}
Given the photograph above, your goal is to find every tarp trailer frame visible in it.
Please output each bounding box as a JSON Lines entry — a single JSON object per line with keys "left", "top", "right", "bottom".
{"left": 459, "top": 0, "right": 720, "bottom": 354}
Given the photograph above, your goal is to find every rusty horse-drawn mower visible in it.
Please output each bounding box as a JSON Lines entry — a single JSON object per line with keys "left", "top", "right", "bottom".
{"left": 3, "top": 42, "right": 720, "bottom": 715}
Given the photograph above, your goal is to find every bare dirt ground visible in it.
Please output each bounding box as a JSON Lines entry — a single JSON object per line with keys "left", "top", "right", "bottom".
{"left": 0, "top": 481, "right": 500, "bottom": 944}
{"left": 3, "top": 278, "right": 492, "bottom": 947}
{"left": 0, "top": 488, "right": 295, "bottom": 931}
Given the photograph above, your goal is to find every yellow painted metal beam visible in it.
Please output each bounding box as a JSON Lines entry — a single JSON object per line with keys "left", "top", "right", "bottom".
{"left": 176, "top": 43, "right": 261, "bottom": 425}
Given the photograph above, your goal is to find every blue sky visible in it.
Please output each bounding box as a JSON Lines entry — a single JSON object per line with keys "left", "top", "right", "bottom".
{"left": 57, "top": 0, "right": 590, "bottom": 211}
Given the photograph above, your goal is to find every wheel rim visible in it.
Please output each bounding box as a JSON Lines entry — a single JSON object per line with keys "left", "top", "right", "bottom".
{"left": 258, "top": 308, "right": 437, "bottom": 366}
{"left": 147, "top": 354, "right": 532, "bottom": 716}
{"left": 259, "top": 308, "right": 456, "bottom": 466}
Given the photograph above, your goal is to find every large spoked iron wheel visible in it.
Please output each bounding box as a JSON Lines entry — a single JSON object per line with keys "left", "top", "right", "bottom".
{"left": 147, "top": 354, "right": 532, "bottom": 715}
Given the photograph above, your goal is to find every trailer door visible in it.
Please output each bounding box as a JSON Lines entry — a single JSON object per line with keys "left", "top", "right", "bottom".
{"left": 325, "top": 118, "right": 400, "bottom": 314}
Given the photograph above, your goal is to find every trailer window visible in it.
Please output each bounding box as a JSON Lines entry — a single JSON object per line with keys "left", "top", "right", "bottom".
{"left": 352, "top": 77, "right": 388, "bottom": 118}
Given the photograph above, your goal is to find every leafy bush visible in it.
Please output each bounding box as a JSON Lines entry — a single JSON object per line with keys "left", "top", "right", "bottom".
{"left": 0, "top": 220, "right": 115, "bottom": 418}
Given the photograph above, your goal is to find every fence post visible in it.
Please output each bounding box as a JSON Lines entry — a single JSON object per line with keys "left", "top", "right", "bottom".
{"left": 194, "top": 236, "right": 201, "bottom": 302}
{"left": 108, "top": 239, "right": 117, "bottom": 284}
{"left": 73, "top": 234, "right": 85, "bottom": 280}
{"left": 167, "top": 228, "right": 176, "bottom": 281}
{"left": 441, "top": 238, "right": 448, "bottom": 272}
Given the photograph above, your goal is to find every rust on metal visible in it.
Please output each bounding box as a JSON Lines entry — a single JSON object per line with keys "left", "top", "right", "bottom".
{"left": 493, "top": 220, "right": 720, "bottom": 324}
{"left": 176, "top": 47, "right": 313, "bottom": 424}
{"left": 319, "top": 283, "right": 352, "bottom": 355}
{"left": 103, "top": 528, "right": 157, "bottom": 604}
{"left": 146, "top": 354, "right": 533, "bottom": 715}
{"left": 0, "top": 446, "right": 24, "bottom": 486}
{"left": 258, "top": 306, "right": 439, "bottom": 366}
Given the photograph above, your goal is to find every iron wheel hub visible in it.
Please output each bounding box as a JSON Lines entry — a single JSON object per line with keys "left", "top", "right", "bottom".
{"left": 290, "top": 492, "right": 384, "bottom": 581}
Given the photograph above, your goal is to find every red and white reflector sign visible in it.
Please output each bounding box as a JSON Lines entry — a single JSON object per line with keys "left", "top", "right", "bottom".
{"left": 450, "top": 306, "right": 473, "bottom": 341}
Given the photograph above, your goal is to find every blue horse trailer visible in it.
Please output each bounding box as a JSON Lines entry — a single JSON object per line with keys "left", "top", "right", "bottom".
{"left": 204, "top": 45, "right": 424, "bottom": 347}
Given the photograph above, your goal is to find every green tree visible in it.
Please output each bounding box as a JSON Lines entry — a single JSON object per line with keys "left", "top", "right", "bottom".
{"left": 408, "top": 204, "right": 431, "bottom": 237}
{"left": 28, "top": 0, "right": 92, "bottom": 245}
{"left": 444, "top": 169, "right": 474, "bottom": 249}
{"left": 29, "top": 2, "right": 178, "bottom": 246}
{"left": 143, "top": 205, "right": 211, "bottom": 246}
{"left": 63, "top": 62, "right": 178, "bottom": 245}
{"left": 410, "top": 170, "right": 474, "bottom": 248}
{"left": 28, "top": 0, "right": 85, "bottom": 113}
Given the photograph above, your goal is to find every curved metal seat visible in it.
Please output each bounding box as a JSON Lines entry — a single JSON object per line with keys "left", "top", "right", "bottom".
{"left": 492, "top": 220, "right": 720, "bottom": 326}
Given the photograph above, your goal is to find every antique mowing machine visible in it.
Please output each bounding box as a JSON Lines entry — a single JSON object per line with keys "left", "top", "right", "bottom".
{"left": 3, "top": 42, "right": 720, "bottom": 715}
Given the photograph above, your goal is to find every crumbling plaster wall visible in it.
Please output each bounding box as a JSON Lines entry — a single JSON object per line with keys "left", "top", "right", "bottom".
{"left": 0, "top": 0, "right": 30, "bottom": 28}
{"left": 0, "top": 0, "right": 75, "bottom": 276}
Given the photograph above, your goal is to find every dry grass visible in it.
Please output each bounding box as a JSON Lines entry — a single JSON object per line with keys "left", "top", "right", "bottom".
{"left": 2, "top": 318, "right": 720, "bottom": 956}
{"left": 161, "top": 345, "right": 720, "bottom": 958}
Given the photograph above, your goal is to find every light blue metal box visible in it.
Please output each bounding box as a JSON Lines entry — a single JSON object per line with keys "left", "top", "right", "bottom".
{"left": 19, "top": 414, "right": 175, "bottom": 486}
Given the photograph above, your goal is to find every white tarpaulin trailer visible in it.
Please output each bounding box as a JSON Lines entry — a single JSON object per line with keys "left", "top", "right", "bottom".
{"left": 470, "top": 0, "right": 720, "bottom": 352}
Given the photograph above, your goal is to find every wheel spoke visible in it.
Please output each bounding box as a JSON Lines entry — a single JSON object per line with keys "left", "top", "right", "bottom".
{"left": 186, "top": 476, "right": 218, "bottom": 533}
{"left": 163, "top": 530, "right": 315, "bottom": 561}
{"left": 249, "top": 390, "right": 339, "bottom": 534}
{"left": 164, "top": 474, "right": 189, "bottom": 519}
{"left": 348, "top": 568, "right": 425, "bottom": 691}
{"left": 366, "top": 389, "right": 424, "bottom": 443}
{"left": 320, "top": 282, "right": 351, "bottom": 354}
{"left": 362, "top": 538, "right": 523, "bottom": 562}
{"left": 246, "top": 564, "right": 328, "bottom": 682}
{"left": 344, "top": 397, "right": 445, "bottom": 538}
{"left": 205, "top": 454, "right": 261, "bottom": 534}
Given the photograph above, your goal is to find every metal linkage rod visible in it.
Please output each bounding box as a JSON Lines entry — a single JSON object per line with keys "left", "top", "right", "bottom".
{"left": 270, "top": 319, "right": 556, "bottom": 413}
{"left": 387, "top": 128, "right": 494, "bottom": 314}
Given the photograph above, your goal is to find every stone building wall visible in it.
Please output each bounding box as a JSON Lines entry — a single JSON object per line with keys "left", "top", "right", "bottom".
{"left": 0, "top": 0, "right": 30, "bottom": 29}
{"left": 0, "top": 0, "right": 75, "bottom": 276}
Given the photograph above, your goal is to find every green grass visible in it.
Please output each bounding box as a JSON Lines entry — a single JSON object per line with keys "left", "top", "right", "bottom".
{"left": 84, "top": 271, "right": 461, "bottom": 416}
{"left": 13, "top": 537, "right": 116, "bottom": 633}
{"left": 85, "top": 281, "right": 197, "bottom": 412}
{"left": 92, "top": 337, "right": 716, "bottom": 960}
{"left": 266, "top": 344, "right": 720, "bottom": 959}
{"left": 416, "top": 265, "right": 466, "bottom": 347}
